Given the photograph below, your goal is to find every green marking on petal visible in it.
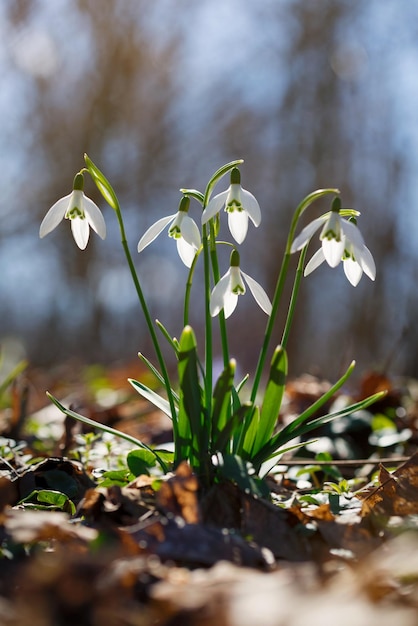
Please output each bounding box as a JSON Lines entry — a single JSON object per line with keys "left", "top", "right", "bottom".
{"left": 323, "top": 229, "right": 340, "bottom": 241}
{"left": 226, "top": 200, "right": 243, "bottom": 212}
{"left": 66, "top": 207, "right": 85, "bottom": 220}
{"left": 169, "top": 225, "right": 182, "bottom": 239}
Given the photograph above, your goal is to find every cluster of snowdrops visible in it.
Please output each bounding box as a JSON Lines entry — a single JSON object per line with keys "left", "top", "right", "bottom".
{"left": 39, "top": 156, "right": 382, "bottom": 492}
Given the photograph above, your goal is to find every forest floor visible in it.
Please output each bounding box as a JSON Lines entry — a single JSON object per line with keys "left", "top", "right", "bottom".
{"left": 1, "top": 362, "right": 418, "bottom": 626}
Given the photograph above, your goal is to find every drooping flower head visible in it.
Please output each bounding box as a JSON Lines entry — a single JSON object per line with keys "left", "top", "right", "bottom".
{"left": 291, "top": 198, "right": 376, "bottom": 286}
{"left": 202, "top": 168, "right": 261, "bottom": 244}
{"left": 39, "top": 173, "right": 106, "bottom": 250}
{"left": 137, "top": 196, "right": 201, "bottom": 268}
{"left": 210, "top": 249, "right": 272, "bottom": 318}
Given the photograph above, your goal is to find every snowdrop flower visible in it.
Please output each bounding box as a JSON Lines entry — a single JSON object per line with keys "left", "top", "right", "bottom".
{"left": 137, "top": 196, "right": 201, "bottom": 268}
{"left": 291, "top": 200, "right": 376, "bottom": 286}
{"left": 210, "top": 250, "right": 272, "bottom": 318}
{"left": 304, "top": 219, "right": 376, "bottom": 286}
{"left": 40, "top": 173, "right": 106, "bottom": 250}
{"left": 202, "top": 168, "right": 261, "bottom": 244}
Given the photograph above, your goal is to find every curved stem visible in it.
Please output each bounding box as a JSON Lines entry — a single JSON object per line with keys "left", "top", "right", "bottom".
{"left": 183, "top": 248, "right": 201, "bottom": 327}
{"left": 209, "top": 222, "right": 230, "bottom": 368}
{"left": 281, "top": 246, "right": 308, "bottom": 350}
{"left": 113, "top": 203, "right": 178, "bottom": 441}
{"left": 202, "top": 222, "right": 213, "bottom": 411}
{"left": 250, "top": 188, "right": 339, "bottom": 403}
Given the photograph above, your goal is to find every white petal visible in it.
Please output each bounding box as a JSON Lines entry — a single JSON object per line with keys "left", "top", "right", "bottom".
{"left": 39, "top": 193, "right": 71, "bottom": 238}
{"left": 176, "top": 237, "right": 196, "bottom": 268}
{"left": 83, "top": 195, "right": 106, "bottom": 239}
{"left": 322, "top": 237, "right": 345, "bottom": 267}
{"left": 290, "top": 216, "right": 327, "bottom": 253}
{"left": 358, "top": 245, "right": 376, "bottom": 281}
{"left": 343, "top": 258, "right": 363, "bottom": 286}
{"left": 241, "top": 188, "right": 261, "bottom": 226}
{"left": 201, "top": 190, "right": 228, "bottom": 224}
{"left": 341, "top": 219, "right": 365, "bottom": 249}
{"left": 223, "top": 291, "right": 238, "bottom": 318}
{"left": 179, "top": 215, "right": 201, "bottom": 249}
{"left": 304, "top": 248, "right": 326, "bottom": 276}
{"left": 137, "top": 214, "right": 176, "bottom": 252}
{"left": 71, "top": 217, "right": 90, "bottom": 250}
{"left": 228, "top": 210, "right": 248, "bottom": 244}
{"left": 210, "top": 271, "right": 231, "bottom": 317}
{"left": 241, "top": 271, "right": 272, "bottom": 316}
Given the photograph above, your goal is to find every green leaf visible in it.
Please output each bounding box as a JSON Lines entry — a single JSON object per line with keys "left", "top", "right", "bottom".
{"left": 98, "top": 469, "right": 134, "bottom": 487}
{"left": 84, "top": 153, "right": 119, "bottom": 210}
{"left": 127, "top": 448, "right": 157, "bottom": 476}
{"left": 46, "top": 392, "right": 169, "bottom": 473}
{"left": 216, "top": 453, "right": 270, "bottom": 499}
{"left": 155, "top": 319, "right": 180, "bottom": 355}
{"left": 177, "top": 326, "right": 206, "bottom": 469}
{"left": 211, "top": 359, "right": 236, "bottom": 445}
{"left": 253, "top": 391, "right": 386, "bottom": 469}
{"left": 136, "top": 353, "right": 179, "bottom": 406}
{"left": 232, "top": 403, "right": 260, "bottom": 458}
{"left": 19, "top": 489, "right": 76, "bottom": 514}
{"left": 253, "top": 346, "right": 287, "bottom": 453}
{"left": 0, "top": 359, "right": 28, "bottom": 398}
{"left": 129, "top": 378, "right": 177, "bottom": 418}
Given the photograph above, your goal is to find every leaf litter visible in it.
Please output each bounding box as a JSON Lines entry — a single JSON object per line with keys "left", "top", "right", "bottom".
{"left": 1, "top": 365, "right": 418, "bottom": 625}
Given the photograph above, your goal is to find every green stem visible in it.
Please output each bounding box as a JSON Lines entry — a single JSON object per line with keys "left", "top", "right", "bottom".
{"left": 202, "top": 222, "right": 213, "bottom": 412}
{"left": 184, "top": 248, "right": 201, "bottom": 327}
{"left": 209, "top": 223, "right": 230, "bottom": 368}
{"left": 281, "top": 246, "right": 308, "bottom": 350}
{"left": 250, "top": 188, "right": 339, "bottom": 403}
{"left": 113, "top": 203, "right": 178, "bottom": 442}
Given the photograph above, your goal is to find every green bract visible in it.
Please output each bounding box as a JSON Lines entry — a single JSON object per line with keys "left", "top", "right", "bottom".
{"left": 43, "top": 158, "right": 384, "bottom": 495}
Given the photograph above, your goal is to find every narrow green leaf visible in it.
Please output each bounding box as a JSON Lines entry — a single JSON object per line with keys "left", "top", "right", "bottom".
{"left": 253, "top": 391, "right": 386, "bottom": 468}
{"left": 128, "top": 378, "right": 177, "bottom": 418}
{"left": 155, "top": 319, "right": 180, "bottom": 355}
{"left": 253, "top": 346, "right": 287, "bottom": 453}
{"left": 282, "top": 360, "right": 357, "bottom": 436}
{"left": 136, "top": 353, "right": 179, "bottom": 406}
{"left": 84, "top": 153, "right": 119, "bottom": 210}
{"left": 46, "top": 392, "right": 168, "bottom": 473}
{"left": 177, "top": 326, "right": 206, "bottom": 467}
{"left": 216, "top": 453, "right": 270, "bottom": 499}
{"left": 211, "top": 359, "right": 236, "bottom": 443}
{"left": 0, "top": 359, "right": 28, "bottom": 397}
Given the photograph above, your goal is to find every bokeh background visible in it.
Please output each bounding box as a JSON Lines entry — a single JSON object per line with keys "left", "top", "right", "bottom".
{"left": 1, "top": 0, "right": 418, "bottom": 382}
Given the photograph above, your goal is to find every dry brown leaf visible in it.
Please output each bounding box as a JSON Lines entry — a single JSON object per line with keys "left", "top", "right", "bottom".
{"left": 358, "top": 452, "right": 418, "bottom": 516}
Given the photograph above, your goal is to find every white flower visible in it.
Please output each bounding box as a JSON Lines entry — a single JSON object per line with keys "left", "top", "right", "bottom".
{"left": 304, "top": 220, "right": 376, "bottom": 286}
{"left": 40, "top": 173, "right": 106, "bottom": 250}
{"left": 210, "top": 250, "right": 272, "bottom": 318}
{"left": 137, "top": 196, "right": 201, "bottom": 268}
{"left": 202, "top": 168, "right": 261, "bottom": 244}
{"left": 292, "top": 203, "right": 376, "bottom": 286}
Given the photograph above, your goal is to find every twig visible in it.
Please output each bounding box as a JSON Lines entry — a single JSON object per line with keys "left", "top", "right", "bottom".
{"left": 279, "top": 456, "right": 410, "bottom": 467}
